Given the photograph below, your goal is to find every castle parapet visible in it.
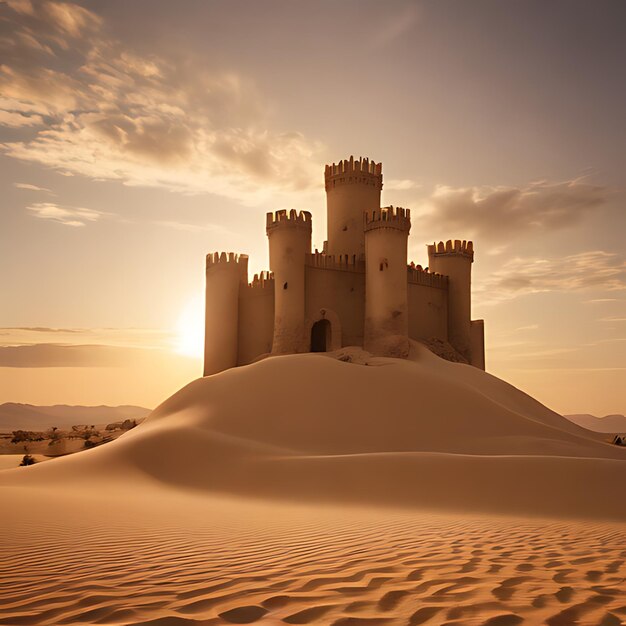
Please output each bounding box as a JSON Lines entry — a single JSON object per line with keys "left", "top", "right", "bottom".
{"left": 246, "top": 271, "right": 275, "bottom": 290}
{"left": 427, "top": 240, "right": 474, "bottom": 261}
{"left": 306, "top": 252, "right": 365, "bottom": 273}
{"left": 206, "top": 251, "right": 249, "bottom": 269}
{"left": 266, "top": 209, "right": 312, "bottom": 234}
{"left": 407, "top": 262, "right": 448, "bottom": 289}
{"left": 364, "top": 206, "right": 411, "bottom": 233}
{"left": 324, "top": 156, "right": 383, "bottom": 191}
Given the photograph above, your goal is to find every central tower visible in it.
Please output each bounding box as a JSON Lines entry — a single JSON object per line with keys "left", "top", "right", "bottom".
{"left": 325, "top": 156, "right": 383, "bottom": 258}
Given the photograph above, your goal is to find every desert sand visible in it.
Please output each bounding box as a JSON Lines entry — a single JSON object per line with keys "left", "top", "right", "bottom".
{"left": 1, "top": 343, "right": 625, "bottom": 625}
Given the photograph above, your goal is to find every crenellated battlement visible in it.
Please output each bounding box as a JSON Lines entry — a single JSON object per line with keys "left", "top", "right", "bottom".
{"left": 407, "top": 262, "right": 448, "bottom": 289}
{"left": 306, "top": 252, "right": 365, "bottom": 273}
{"left": 240, "top": 271, "right": 275, "bottom": 296}
{"left": 427, "top": 240, "right": 474, "bottom": 261}
{"left": 364, "top": 206, "right": 411, "bottom": 233}
{"left": 206, "top": 251, "right": 249, "bottom": 269}
{"left": 266, "top": 209, "right": 312, "bottom": 234}
{"left": 324, "top": 156, "right": 383, "bottom": 191}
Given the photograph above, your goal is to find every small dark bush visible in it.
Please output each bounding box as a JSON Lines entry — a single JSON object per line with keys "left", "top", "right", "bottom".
{"left": 19, "top": 454, "right": 36, "bottom": 466}
{"left": 11, "top": 430, "right": 43, "bottom": 444}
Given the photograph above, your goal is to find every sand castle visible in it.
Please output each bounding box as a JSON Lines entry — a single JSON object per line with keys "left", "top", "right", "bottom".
{"left": 204, "top": 156, "right": 485, "bottom": 376}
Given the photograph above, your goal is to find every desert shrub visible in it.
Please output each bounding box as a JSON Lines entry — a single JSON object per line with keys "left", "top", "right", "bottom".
{"left": 11, "top": 430, "right": 43, "bottom": 444}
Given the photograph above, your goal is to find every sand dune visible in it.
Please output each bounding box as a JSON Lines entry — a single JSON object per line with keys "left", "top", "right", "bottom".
{"left": 2, "top": 345, "right": 626, "bottom": 625}
{"left": 2, "top": 343, "right": 624, "bottom": 519}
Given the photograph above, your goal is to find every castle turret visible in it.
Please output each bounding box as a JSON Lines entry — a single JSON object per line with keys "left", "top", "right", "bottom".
{"left": 204, "top": 252, "right": 248, "bottom": 376}
{"left": 364, "top": 206, "right": 411, "bottom": 357}
{"left": 428, "top": 240, "right": 473, "bottom": 361}
{"left": 325, "top": 156, "right": 382, "bottom": 258}
{"left": 267, "top": 209, "right": 312, "bottom": 354}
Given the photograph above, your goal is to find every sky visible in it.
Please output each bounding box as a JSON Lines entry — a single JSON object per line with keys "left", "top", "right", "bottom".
{"left": 0, "top": 0, "right": 624, "bottom": 415}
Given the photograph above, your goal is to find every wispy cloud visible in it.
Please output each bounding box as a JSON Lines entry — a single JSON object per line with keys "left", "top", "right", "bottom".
{"left": 514, "top": 324, "right": 539, "bottom": 332}
{"left": 14, "top": 182, "right": 52, "bottom": 193}
{"left": 26, "top": 202, "right": 108, "bottom": 227}
{"left": 154, "top": 220, "right": 234, "bottom": 235}
{"left": 0, "top": 344, "right": 127, "bottom": 368}
{"left": 0, "top": 1, "right": 324, "bottom": 204}
{"left": 476, "top": 251, "right": 626, "bottom": 305}
{"left": 0, "top": 327, "right": 173, "bottom": 350}
{"left": 385, "top": 179, "right": 422, "bottom": 191}
{"left": 0, "top": 327, "right": 80, "bottom": 333}
{"left": 0, "top": 109, "right": 44, "bottom": 127}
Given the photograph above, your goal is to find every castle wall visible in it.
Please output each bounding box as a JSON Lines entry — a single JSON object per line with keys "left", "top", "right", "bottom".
{"left": 470, "top": 319, "right": 485, "bottom": 370}
{"left": 237, "top": 274, "right": 275, "bottom": 366}
{"left": 407, "top": 282, "right": 448, "bottom": 342}
{"left": 304, "top": 258, "right": 365, "bottom": 349}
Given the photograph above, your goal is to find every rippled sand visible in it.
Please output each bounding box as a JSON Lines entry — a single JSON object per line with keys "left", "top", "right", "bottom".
{"left": 1, "top": 489, "right": 625, "bottom": 626}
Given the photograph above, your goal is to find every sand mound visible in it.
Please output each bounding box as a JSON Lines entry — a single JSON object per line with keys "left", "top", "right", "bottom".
{"left": 2, "top": 343, "right": 625, "bottom": 519}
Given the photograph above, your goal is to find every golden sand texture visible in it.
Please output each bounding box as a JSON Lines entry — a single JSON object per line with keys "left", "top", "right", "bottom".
{"left": 1, "top": 490, "right": 625, "bottom": 626}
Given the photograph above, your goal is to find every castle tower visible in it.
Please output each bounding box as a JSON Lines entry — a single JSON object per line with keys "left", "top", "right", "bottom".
{"left": 428, "top": 240, "right": 474, "bottom": 361}
{"left": 266, "top": 209, "right": 312, "bottom": 354}
{"left": 204, "top": 252, "right": 248, "bottom": 376}
{"left": 364, "top": 206, "right": 411, "bottom": 357}
{"left": 325, "top": 156, "right": 383, "bottom": 258}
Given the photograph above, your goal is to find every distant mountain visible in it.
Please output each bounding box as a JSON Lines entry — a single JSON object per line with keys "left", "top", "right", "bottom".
{"left": 565, "top": 414, "right": 626, "bottom": 434}
{"left": 0, "top": 403, "right": 151, "bottom": 431}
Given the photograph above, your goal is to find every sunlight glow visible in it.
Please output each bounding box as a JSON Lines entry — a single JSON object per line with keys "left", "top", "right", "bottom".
{"left": 175, "top": 294, "right": 204, "bottom": 358}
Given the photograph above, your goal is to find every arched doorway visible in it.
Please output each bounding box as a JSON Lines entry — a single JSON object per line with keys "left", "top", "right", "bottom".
{"left": 310, "top": 319, "right": 331, "bottom": 352}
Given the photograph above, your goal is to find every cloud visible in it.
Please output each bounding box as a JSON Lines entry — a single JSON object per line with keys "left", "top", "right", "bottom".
{"left": 385, "top": 179, "right": 421, "bottom": 191}
{"left": 14, "top": 182, "right": 52, "bottom": 192}
{"left": 0, "top": 343, "right": 127, "bottom": 367}
{"left": 0, "top": 1, "right": 323, "bottom": 204}
{"left": 420, "top": 179, "right": 612, "bottom": 242}
{"left": 0, "top": 327, "right": 80, "bottom": 333}
{"left": 476, "top": 250, "right": 626, "bottom": 304}
{"left": 0, "top": 109, "right": 44, "bottom": 127}
{"left": 0, "top": 326, "right": 173, "bottom": 349}
{"left": 26, "top": 202, "right": 108, "bottom": 227}
{"left": 155, "top": 220, "right": 233, "bottom": 236}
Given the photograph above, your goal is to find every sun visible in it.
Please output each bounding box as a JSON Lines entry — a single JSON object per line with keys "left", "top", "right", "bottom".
{"left": 175, "top": 294, "right": 204, "bottom": 358}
